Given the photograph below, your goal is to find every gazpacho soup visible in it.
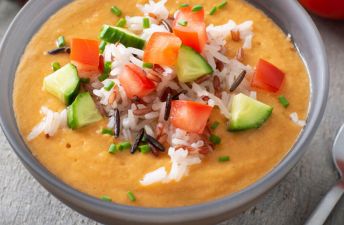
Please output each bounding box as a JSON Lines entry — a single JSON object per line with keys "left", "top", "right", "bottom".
{"left": 13, "top": 0, "right": 310, "bottom": 207}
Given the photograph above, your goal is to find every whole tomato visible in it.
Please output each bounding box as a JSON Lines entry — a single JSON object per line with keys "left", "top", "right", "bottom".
{"left": 299, "top": 0, "right": 344, "bottom": 19}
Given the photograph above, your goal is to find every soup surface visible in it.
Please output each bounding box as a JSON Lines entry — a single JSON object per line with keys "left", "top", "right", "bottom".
{"left": 13, "top": 0, "right": 310, "bottom": 207}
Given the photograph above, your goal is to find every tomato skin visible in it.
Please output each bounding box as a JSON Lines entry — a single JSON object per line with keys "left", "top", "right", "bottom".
{"left": 172, "top": 6, "right": 207, "bottom": 53}
{"left": 299, "top": 0, "right": 344, "bottom": 19}
{"left": 251, "top": 59, "right": 285, "bottom": 93}
{"left": 70, "top": 38, "right": 100, "bottom": 78}
{"left": 119, "top": 64, "right": 156, "bottom": 98}
{"left": 143, "top": 32, "right": 182, "bottom": 66}
{"left": 170, "top": 100, "right": 213, "bottom": 134}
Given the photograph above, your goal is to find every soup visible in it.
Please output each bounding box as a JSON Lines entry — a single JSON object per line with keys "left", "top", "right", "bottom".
{"left": 13, "top": 0, "right": 310, "bottom": 207}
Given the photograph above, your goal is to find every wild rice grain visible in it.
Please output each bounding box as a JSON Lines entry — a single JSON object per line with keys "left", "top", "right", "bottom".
{"left": 146, "top": 134, "right": 165, "bottom": 152}
{"left": 172, "top": 90, "right": 187, "bottom": 100}
{"left": 47, "top": 47, "right": 71, "bottom": 55}
{"left": 231, "top": 29, "right": 241, "bottom": 42}
{"left": 130, "top": 128, "right": 145, "bottom": 154}
{"left": 114, "top": 108, "right": 120, "bottom": 138}
{"left": 164, "top": 93, "right": 172, "bottom": 121}
{"left": 235, "top": 48, "right": 245, "bottom": 62}
{"left": 230, "top": 70, "right": 247, "bottom": 92}
{"left": 161, "top": 19, "right": 173, "bottom": 32}
{"left": 195, "top": 75, "right": 210, "bottom": 84}
{"left": 213, "top": 76, "right": 222, "bottom": 98}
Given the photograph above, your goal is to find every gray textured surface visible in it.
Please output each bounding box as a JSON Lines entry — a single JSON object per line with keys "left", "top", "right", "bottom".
{"left": 0, "top": 0, "right": 344, "bottom": 224}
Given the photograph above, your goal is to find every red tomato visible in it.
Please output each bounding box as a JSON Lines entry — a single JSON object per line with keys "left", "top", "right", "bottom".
{"left": 299, "top": 0, "right": 344, "bottom": 19}
{"left": 119, "top": 64, "right": 156, "bottom": 98}
{"left": 143, "top": 32, "right": 182, "bottom": 66}
{"left": 170, "top": 100, "right": 213, "bottom": 134}
{"left": 173, "top": 6, "right": 207, "bottom": 53}
{"left": 251, "top": 59, "right": 285, "bottom": 93}
{"left": 70, "top": 38, "right": 100, "bottom": 78}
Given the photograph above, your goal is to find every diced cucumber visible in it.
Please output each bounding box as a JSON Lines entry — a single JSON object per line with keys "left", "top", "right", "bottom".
{"left": 176, "top": 45, "right": 213, "bottom": 83}
{"left": 67, "top": 92, "right": 102, "bottom": 129}
{"left": 99, "top": 25, "right": 145, "bottom": 49}
{"left": 228, "top": 93, "right": 273, "bottom": 131}
{"left": 43, "top": 63, "right": 80, "bottom": 105}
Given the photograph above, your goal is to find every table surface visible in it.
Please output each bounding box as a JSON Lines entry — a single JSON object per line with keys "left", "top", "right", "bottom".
{"left": 1, "top": 1, "right": 344, "bottom": 224}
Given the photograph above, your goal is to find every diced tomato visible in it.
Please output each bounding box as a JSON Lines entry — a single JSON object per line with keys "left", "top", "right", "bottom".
{"left": 172, "top": 6, "right": 207, "bottom": 53}
{"left": 70, "top": 38, "right": 100, "bottom": 78}
{"left": 119, "top": 64, "right": 156, "bottom": 98}
{"left": 251, "top": 59, "right": 285, "bottom": 92}
{"left": 143, "top": 32, "right": 182, "bottom": 66}
{"left": 170, "top": 100, "right": 213, "bottom": 134}
{"left": 98, "top": 55, "right": 104, "bottom": 73}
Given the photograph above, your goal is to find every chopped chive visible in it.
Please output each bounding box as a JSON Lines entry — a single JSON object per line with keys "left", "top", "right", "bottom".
{"left": 108, "top": 144, "right": 117, "bottom": 154}
{"left": 51, "top": 62, "right": 61, "bottom": 71}
{"left": 98, "top": 73, "right": 109, "bottom": 82}
{"left": 143, "top": 18, "right": 150, "bottom": 29}
{"left": 99, "top": 41, "right": 107, "bottom": 54}
{"left": 278, "top": 95, "right": 289, "bottom": 108}
{"left": 104, "top": 81, "right": 115, "bottom": 91}
{"left": 56, "top": 36, "right": 65, "bottom": 48}
{"left": 218, "top": 0, "right": 228, "bottom": 9}
{"left": 178, "top": 19, "right": 188, "bottom": 26}
{"left": 117, "top": 142, "right": 132, "bottom": 151}
{"left": 116, "top": 18, "right": 127, "bottom": 28}
{"left": 127, "top": 191, "right": 136, "bottom": 202}
{"left": 192, "top": 4, "right": 203, "bottom": 12}
{"left": 100, "top": 195, "right": 112, "bottom": 202}
{"left": 209, "top": 6, "right": 217, "bottom": 15}
{"left": 180, "top": 3, "right": 189, "bottom": 8}
{"left": 143, "top": 62, "right": 153, "bottom": 69}
{"left": 111, "top": 6, "right": 122, "bottom": 16}
{"left": 209, "top": 134, "right": 221, "bottom": 145}
{"left": 210, "top": 121, "right": 220, "bottom": 130}
{"left": 101, "top": 128, "right": 114, "bottom": 136}
{"left": 218, "top": 156, "right": 230, "bottom": 162}
{"left": 139, "top": 144, "right": 151, "bottom": 153}
{"left": 80, "top": 77, "right": 90, "bottom": 84}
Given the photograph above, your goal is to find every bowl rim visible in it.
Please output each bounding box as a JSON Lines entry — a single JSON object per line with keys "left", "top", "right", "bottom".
{"left": 0, "top": 0, "right": 329, "bottom": 224}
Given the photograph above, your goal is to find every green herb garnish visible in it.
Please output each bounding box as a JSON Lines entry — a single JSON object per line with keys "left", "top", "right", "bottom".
{"left": 117, "top": 142, "right": 132, "bottom": 151}
{"left": 116, "top": 18, "right": 127, "bottom": 28}
{"left": 278, "top": 95, "right": 289, "bottom": 108}
{"left": 218, "top": 156, "right": 230, "bottom": 162}
{"left": 218, "top": 0, "right": 228, "bottom": 9}
{"left": 104, "top": 81, "right": 115, "bottom": 91}
{"left": 192, "top": 5, "right": 203, "bottom": 12}
{"left": 180, "top": 3, "right": 189, "bottom": 8}
{"left": 210, "top": 121, "right": 220, "bottom": 130}
{"left": 178, "top": 19, "right": 188, "bottom": 26}
{"left": 101, "top": 128, "right": 114, "bottom": 136}
{"left": 127, "top": 191, "right": 136, "bottom": 202}
{"left": 100, "top": 195, "right": 112, "bottom": 202}
{"left": 209, "top": 134, "right": 221, "bottom": 145}
{"left": 56, "top": 36, "right": 66, "bottom": 48}
{"left": 139, "top": 144, "right": 151, "bottom": 153}
{"left": 111, "top": 6, "right": 122, "bottom": 16}
{"left": 143, "top": 62, "right": 154, "bottom": 69}
{"left": 51, "top": 62, "right": 61, "bottom": 72}
{"left": 108, "top": 144, "right": 117, "bottom": 154}
{"left": 143, "top": 17, "right": 150, "bottom": 29}
{"left": 209, "top": 6, "right": 217, "bottom": 15}
{"left": 99, "top": 61, "right": 112, "bottom": 82}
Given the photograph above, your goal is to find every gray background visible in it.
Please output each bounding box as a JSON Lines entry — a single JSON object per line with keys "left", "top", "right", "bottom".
{"left": 0, "top": 0, "right": 343, "bottom": 224}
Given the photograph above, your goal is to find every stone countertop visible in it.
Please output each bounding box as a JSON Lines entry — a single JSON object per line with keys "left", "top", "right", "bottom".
{"left": 0, "top": 1, "right": 344, "bottom": 224}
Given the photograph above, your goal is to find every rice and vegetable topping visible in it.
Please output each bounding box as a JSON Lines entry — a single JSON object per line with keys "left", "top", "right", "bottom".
{"left": 26, "top": 0, "right": 306, "bottom": 199}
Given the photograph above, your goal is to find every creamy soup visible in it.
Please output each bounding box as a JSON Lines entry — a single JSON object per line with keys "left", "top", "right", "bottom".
{"left": 13, "top": 0, "right": 309, "bottom": 207}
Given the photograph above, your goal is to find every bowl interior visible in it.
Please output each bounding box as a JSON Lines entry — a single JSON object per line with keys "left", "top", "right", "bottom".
{"left": 0, "top": 0, "right": 328, "bottom": 224}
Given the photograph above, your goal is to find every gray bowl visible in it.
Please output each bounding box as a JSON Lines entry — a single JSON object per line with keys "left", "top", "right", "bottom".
{"left": 0, "top": 0, "right": 328, "bottom": 224}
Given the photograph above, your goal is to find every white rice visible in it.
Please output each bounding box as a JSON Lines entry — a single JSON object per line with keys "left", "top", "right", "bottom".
{"left": 27, "top": 107, "right": 67, "bottom": 141}
{"left": 290, "top": 112, "right": 306, "bottom": 127}
{"left": 136, "top": 0, "right": 169, "bottom": 21}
